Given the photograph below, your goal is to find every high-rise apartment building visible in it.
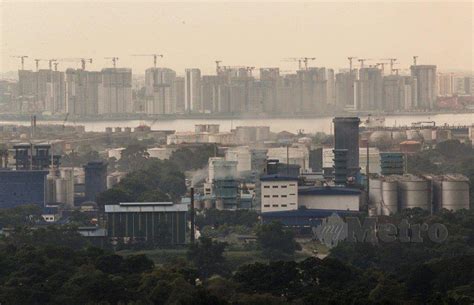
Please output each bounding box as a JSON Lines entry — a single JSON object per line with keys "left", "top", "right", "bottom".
{"left": 410, "top": 65, "right": 437, "bottom": 109}
{"left": 335, "top": 71, "right": 357, "bottom": 110}
{"left": 356, "top": 67, "right": 383, "bottom": 110}
{"left": 98, "top": 68, "right": 133, "bottom": 114}
{"left": 437, "top": 73, "right": 454, "bottom": 96}
{"left": 65, "top": 69, "right": 101, "bottom": 115}
{"left": 145, "top": 68, "right": 176, "bottom": 115}
{"left": 184, "top": 68, "right": 202, "bottom": 113}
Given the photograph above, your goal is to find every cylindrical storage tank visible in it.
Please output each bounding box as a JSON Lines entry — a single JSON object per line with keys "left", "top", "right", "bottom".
{"left": 406, "top": 130, "right": 423, "bottom": 141}
{"left": 204, "top": 199, "right": 213, "bottom": 209}
{"left": 215, "top": 199, "right": 224, "bottom": 210}
{"left": 440, "top": 180, "right": 470, "bottom": 211}
{"left": 114, "top": 127, "right": 122, "bottom": 133}
{"left": 421, "top": 129, "right": 433, "bottom": 144}
{"left": 369, "top": 131, "right": 392, "bottom": 146}
{"left": 105, "top": 127, "right": 113, "bottom": 133}
{"left": 46, "top": 175, "right": 57, "bottom": 203}
{"left": 369, "top": 178, "right": 382, "bottom": 211}
{"left": 391, "top": 131, "right": 407, "bottom": 143}
{"left": 124, "top": 127, "right": 132, "bottom": 133}
{"left": 55, "top": 178, "right": 67, "bottom": 204}
{"left": 398, "top": 177, "right": 430, "bottom": 210}
{"left": 381, "top": 180, "right": 398, "bottom": 215}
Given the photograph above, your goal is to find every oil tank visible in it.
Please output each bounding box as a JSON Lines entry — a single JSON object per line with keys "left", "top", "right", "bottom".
{"left": 433, "top": 175, "right": 470, "bottom": 211}
{"left": 381, "top": 179, "right": 398, "bottom": 215}
{"left": 398, "top": 176, "right": 430, "bottom": 210}
{"left": 391, "top": 131, "right": 407, "bottom": 143}
{"left": 369, "top": 177, "right": 382, "bottom": 211}
{"left": 420, "top": 129, "right": 434, "bottom": 144}
{"left": 46, "top": 174, "right": 57, "bottom": 203}
{"left": 406, "top": 130, "right": 423, "bottom": 141}
{"left": 204, "top": 199, "right": 213, "bottom": 209}
{"left": 369, "top": 131, "right": 392, "bottom": 146}
{"left": 55, "top": 178, "right": 67, "bottom": 204}
{"left": 208, "top": 124, "right": 220, "bottom": 134}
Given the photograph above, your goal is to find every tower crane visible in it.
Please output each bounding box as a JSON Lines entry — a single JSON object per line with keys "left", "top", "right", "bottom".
{"left": 215, "top": 60, "right": 222, "bottom": 74}
{"left": 53, "top": 62, "right": 59, "bottom": 71}
{"left": 57, "top": 58, "right": 93, "bottom": 70}
{"left": 283, "top": 58, "right": 303, "bottom": 70}
{"left": 246, "top": 66, "right": 255, "bottom": 77}
{"left": 302, "top": 57, "right": 316, "bottom": 70}
{"left": 131, "top": 54, "right": 163, "bottom": 68}
{"left": 105, "top": 57, "right": 119, "bottom": 68}
{"left": 376, "top": 62, "right": 386, "bottom": 74}
{"left": 11, "top": 55, "right": 28, "bottom": 70}
{"left": 413, "top": 56, "right": 418, "bottom": 66}
{"left": 347, "top": 56, "right": 357, "bottom": 73}
{"left": 33, "top": 59, "right": 56, "bottom": 71}
{"left": 380, "top": 58, "right": 397, "bottom": 74}
{"left": 357, "top": 58, "right": 373, "bottom": 69}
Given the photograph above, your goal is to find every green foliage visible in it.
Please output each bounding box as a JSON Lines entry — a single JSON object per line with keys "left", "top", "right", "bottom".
{"left": 169, "top": 145, "right": 218, "bottom": 172}
{"left": 195, "top": 209, "right": 259, "bottom": 229}
{"left": 186, "top": 237, "right": 229, "bottom": 279}
{"left": 256, "top": 222, "right": 301, "bottom": 259}
{"left": 0, "top": 204, "right": 42, "bottom": 228}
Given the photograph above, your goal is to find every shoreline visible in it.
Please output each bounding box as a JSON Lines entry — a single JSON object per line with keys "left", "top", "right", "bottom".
{"left": 0, "top": 110, "right": 472, "bottom": 123}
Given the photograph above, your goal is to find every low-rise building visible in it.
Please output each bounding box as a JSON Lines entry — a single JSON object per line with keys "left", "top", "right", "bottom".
{"left": 105, "top": 202, "right": 187, "bottom": 245}
{"left": 260, "top": 175, "right": 298, "bottom": 212}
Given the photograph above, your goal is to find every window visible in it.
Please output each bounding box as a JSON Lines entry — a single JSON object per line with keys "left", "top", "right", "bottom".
{"left": 281, "top": 204, "right": 287, "bottom": 207}
{"left": 281, "top": 195, "right": 287, "bottom": 198}
{"left": 264, "top": 204, "right": 270, "bottom": 207}
{"left": 264, "top": 195, "right": 270, "bottom": 198}
{"left": 264, "top": 185, "right": 270, "bottom": 189}
{"left": 290, "top": 193, "right": 296, "bottom": 196}
{"left": 272, "top": 204, "right": 278, "bottom": 207}
{"left": 290, "top": 203, "right": 296, "bottom": 205}
{"left": 272, "top": 185, "right": 278, "bottom": 188}
{"left": 281, "top": 185, "right": 287, "bottom": 188}
{"left": 289, "top": 184, "right": 296, "bottom": 186}
{"left": 272, "top": 195, "right": 278, "bottom": 198}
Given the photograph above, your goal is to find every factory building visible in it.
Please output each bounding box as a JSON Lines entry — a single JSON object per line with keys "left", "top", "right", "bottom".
{"left": 84, "top": 161, "right": 107, "bottom": 202}
{"left": 267, "top": 145, "right": 310, "bottom": 173}
{"left": 261, "top": 175, "right": 298, "bottom": 212}
{"left": 333, "top": 117, "right": 360, "bottom": 177}
{"left": 0, "top": 170, "right": 49, "bottom": 208}
{"left": 105, "top": 202, "right": 187, "bottom": 245}
{"left": 98, "top": 68, "right": 133, "bottom": 114}
{"left": 298, "top": 187, "right": 360, "bottom": 211}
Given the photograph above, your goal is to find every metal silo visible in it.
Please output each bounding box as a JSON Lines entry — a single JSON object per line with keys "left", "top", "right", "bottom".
{"left": 432, "top": 175, "right": 470, "bottom": 211}
{"left": 398, "top": 175, "right": 430, "bottom": 211}
{"left": 420, "top": 129, "right": 434, "bottom": 144}
{"left": 381, "top": 178, "right": 398, "bottom": 215}
{"left": 369, "top": 177, "right": 382, "bottom": 214}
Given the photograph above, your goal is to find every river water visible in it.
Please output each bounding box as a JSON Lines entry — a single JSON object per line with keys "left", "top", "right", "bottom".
{"left": 1, "top": 113, "right": 473, "bottom": 134}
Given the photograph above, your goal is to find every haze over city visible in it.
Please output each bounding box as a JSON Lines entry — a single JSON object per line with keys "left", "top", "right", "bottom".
{"left": 1, "top": 1, "right": 473, "bottom": 74}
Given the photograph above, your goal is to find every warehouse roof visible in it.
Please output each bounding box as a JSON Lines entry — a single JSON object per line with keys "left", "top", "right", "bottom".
{"left": 105, "top": 202, "right": 187, "bottom": 213}
{"left": 298, "top": 186, "right": 361, "bottom": 196}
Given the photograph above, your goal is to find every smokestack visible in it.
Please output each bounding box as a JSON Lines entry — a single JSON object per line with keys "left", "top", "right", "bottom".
{"left": 190, "top": 187, "right": 195, "bottom": 243}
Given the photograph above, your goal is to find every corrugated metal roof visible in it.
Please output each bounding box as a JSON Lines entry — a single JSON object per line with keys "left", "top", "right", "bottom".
{"left": 298, "top": 186, "right": 361, "bottom": 196}
{"left": 105, "top": 202, "right": 188, "bottom": 213}
{"left": 260, "top": 175, "right": 299, "bottom": 181}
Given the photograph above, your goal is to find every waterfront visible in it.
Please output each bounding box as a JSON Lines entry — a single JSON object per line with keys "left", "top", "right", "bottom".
{"left": 0, "top": 113, "right": 472, "bottom": 134}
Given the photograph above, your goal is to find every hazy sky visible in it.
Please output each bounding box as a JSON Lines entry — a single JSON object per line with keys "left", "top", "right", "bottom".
{"left": 1, "top": 1, "right": 472, "bottom": 75}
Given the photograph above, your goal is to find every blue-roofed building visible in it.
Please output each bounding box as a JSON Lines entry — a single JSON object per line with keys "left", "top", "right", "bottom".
{"left": 298, "top": 186, "right": 360, "bottom": 211}
{"left": 261, "top": 208, "right": 360, "bottom": 228}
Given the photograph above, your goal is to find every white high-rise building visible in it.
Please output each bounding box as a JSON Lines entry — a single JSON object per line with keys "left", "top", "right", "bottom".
{"left": 145, "top": 68, "right": 177, "bottom": 114}
{"left": 410, "top": 65, "right": 437, "bottom": 109}
{"left": 185, "top": 68, "right": 202, "bottom": 112}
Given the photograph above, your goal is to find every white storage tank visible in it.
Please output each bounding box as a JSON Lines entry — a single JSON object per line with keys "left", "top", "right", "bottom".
{"left": 381, "top": 179, "right": 398, "bottom": 215}
{"left": 46, "top": 174, "right": 57, "bottom": 203}
{"left": 433, "top": 175, "right": 470, "bottom": 211}
{"left": 398, "top": 175, "right": 430, "bottom": 211}
{"left": 369, "top": 177, "right": 382, "bottom": 213}
{"left": 406, "top": 130, "right": 423, "bottom": 141}
{"left": 420, "top": 129, "right": 434, "bottom": 144}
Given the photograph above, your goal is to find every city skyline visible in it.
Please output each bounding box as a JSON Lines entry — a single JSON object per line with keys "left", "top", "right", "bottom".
{"left": 1, "top": 1, "right": 473, "bottom": 74}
